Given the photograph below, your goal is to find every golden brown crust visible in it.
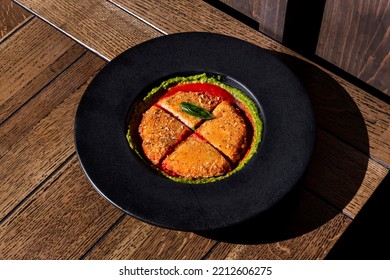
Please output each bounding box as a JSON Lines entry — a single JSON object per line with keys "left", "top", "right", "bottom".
{"left": 139, "top": 106, "right": 190, "bottom": 165}
{"left": 162, "top": 134, "right": 231, "bottom": 178}
{"left": 157, "top": 91, "right": 221, "bottom": 128}
{"left": 138, "top": 89, "right": 251, "bottom": 179}
{"left": 196, "top": 101, "right": 248, "bottom": 163}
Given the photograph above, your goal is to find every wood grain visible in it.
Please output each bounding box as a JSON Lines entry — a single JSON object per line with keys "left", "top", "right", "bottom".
{"left": 0, "top": 17, "right": 85, "bottom": 122}
{"left": 317, "top": 0, "right": 390, "bottom": 94}
{"left": 305, "top": 129, "right": 388, "bottom": 218}
{"left": 319, "top": 71, "right": 390, "bottom": 167}
{"left": 219, "top": 0, "right": 256, "bottom": 20}
{"left": 85, "top": 216, "right": 216, "bottom": 260}
{"left": 0, "top": 51, "right": 99, "bottom": 157}
{"left": 109, "top": 0, "right": 288, "bottom": 54}
{"left": 207, "top": 190, "right": 352, "bottom": 260}
{"left": 0, "top": 156, "right": 123, "bottom": 259}
{"left": 14, "top": 0, "right": 162, "bottom": 60}
{"left": 220, "top": 0, "right": 288, "bottom": 42}
{"left": 0, "top": 52, "right": 105, "bottom": 220}
{"left": 0, "top": 0, "right": 32, "bottom": 41}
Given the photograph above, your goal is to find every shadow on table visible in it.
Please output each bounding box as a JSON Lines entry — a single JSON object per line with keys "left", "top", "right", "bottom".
{"left": 326, "top": 173, "right": 390, "bottom": 260}
{"left": 197, "top": 54, "right": 370, "bottom": 244}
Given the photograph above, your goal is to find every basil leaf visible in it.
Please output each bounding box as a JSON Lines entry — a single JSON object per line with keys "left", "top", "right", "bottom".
{"left": 180, "top": 102, "right": 215, "bottom": 119}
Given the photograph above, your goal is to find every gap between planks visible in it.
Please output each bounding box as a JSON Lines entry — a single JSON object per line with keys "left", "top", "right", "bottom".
{"left": 0, "top": 153, "right": 76, "bottom": 224}
{"left": 80, "top": 214, "right": 126, "bottom": 260}
{"left": 107, "top": 0, "right": 168, "bottom": 35}
{"left": 12, "top": 0, "right": 112, "bottom": 61}
{"left": 0, "top": 0, "right": 34, "bottom": 43}
{"left": 0, "top": 49, "right": 88, "bottom": 127}
{"left": 0, "top": 14, "right": 34, "bottom": 44}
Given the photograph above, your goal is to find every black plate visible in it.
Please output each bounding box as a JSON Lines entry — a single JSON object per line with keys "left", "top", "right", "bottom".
{"left": 74, "top": 32, "right": 316, "bottom": 232}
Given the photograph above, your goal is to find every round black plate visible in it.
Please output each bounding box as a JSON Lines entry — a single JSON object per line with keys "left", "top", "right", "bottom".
{"left": 74, "top": 32, "right": 316, "bottom": 232}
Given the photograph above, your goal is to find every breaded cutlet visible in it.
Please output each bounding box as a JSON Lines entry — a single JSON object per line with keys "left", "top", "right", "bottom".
{"left": 139, "top": 106, "right": 191, "bottom": 165}
{"left": 196, "top": 101, "right": 248, "bottom": 163}
{"left": 162, "top": 134, "right": 231, "bottom": 178}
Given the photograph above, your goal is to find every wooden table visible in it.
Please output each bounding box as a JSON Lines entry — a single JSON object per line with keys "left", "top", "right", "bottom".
{"left": 1, "top": 0, "right": 389, "bottom": 260}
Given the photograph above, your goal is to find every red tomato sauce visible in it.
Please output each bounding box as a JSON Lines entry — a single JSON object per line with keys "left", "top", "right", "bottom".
{"left": 160, "top": 83, "right": 236, "bottom": 103}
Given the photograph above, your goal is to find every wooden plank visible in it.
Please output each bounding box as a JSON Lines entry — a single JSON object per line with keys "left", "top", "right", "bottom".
{"left": 305, "top": 129, "right": 388, "bottom": 218}
{"left": 0, "top": 52, "right": 105, "bottom": 220}
{"left": 0, "top": 0, "right": 32, "bottom": 41}
{"left": 326, "top": 72, "right": 390, "bottom": 167}
{"left": 207, "top": 190, "right": 352, "bottom": 260}
{"left": 14, "top": 0, "right": 162, "bottom": 61}
{"left": 0, "top": 17, "right": 85, "bottom": 122}
{"left": 84, "top": 216, "right": 216, "bottom": 260}
{"left": 219, "top": 0, "right": 257, "bottom": 21}
{"left": 0, "top": 50, "right": 95, "bottom": 157}
{"left": 109, "top": 0, "right": 288, "bottom": 53}
{"left": 277, "top": 55, "right": 390, "bottom": 168}
{"left": 317, "top": 0, "right": 390, "bottom": 95}
{"left": 219, "top": 0, "right": 256, "bottom": 21}
{"left": 220, "top": 0, "right": 288, "bottom": 42}
{"left": 0, "top": 156, "right": 123, "bottom": 259}
{"left": 84, "top": 187, "right": 351, "bottom": 260}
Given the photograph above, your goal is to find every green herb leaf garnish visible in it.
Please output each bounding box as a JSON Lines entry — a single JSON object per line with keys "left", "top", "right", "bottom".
{"left": 180, "top": 102, "right": 215, "bottom": 119}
